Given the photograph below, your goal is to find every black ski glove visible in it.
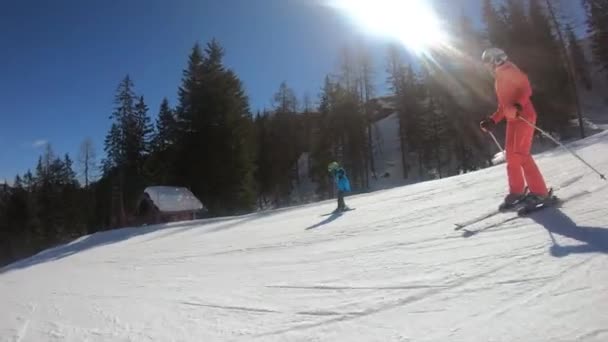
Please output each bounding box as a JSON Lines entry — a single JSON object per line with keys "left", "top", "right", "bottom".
{"left": 480, "top": 117, "right": 496, "bottom": 132}
{"left": 514, "top": 103, "right": 523, "bottom": 112}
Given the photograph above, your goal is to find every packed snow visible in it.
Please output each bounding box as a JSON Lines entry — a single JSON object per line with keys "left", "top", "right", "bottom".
{"left": 2, "top": 132, "right": 608, "bottom": 342}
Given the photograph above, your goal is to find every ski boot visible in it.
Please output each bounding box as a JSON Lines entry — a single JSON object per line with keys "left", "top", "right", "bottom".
{"left": 519, "top": 189, "right": 557, "bottom": 215}
{"left": 332, "top": 205, "right": 351, "bottom": 214}
{"left": 498, "top": 191, "right": 528, "bottom": 212}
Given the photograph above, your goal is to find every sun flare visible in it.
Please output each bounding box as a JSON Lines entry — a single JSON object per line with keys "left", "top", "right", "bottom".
{"left": 329, "top": 0, "right": 447, "bottom": 53}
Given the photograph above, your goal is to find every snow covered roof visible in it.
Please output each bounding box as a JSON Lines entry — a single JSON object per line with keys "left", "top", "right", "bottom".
{"left": 143, "top": 186, "right": 204, "bottom": 213}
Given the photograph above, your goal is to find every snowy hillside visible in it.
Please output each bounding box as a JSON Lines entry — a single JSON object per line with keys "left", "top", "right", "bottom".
{"left": 369, "top": 112, "right": 410, "bottom": 190}
{"left": 2, "top": 132, "right": 608, "bottom": 341}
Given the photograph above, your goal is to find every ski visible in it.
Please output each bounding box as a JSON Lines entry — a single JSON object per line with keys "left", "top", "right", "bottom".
{"left": 320, "top": 207, "right": 355, "bottom": 217}
{"left": 460, "top": 190, "right": 591, "bottom": 237}
{"left": 453, "top": 175, "right": 583, "bottom": 231}
{"left": 454, "top": 209, "right": 505, "bottom": 230}
{"left": 461, "top": 216, "right": 521, "bottom": 237}
{"left": 454, "top": 204, "right": 524, "bottom": 231}
{"left": 517, "top": 195, "right": 560, "bottom": 216}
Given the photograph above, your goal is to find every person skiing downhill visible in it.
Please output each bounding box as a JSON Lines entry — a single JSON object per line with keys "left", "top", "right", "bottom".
{"left": 328, "top": 161, "right": 351, "bottom": 212}
{"left": 479, "top": 48, "right": 551, "bottom": 211}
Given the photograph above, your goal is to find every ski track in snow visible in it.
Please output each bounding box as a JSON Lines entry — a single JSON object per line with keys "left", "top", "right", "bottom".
{"left": 1, "top": 132, "right": 608, "bottom": 341}
{"left": 14, "top": 304, "right": 35, "bottom": 342}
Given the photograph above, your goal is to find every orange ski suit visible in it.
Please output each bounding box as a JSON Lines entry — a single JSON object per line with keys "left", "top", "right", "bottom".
{"left": 490, "top": 62, "right": 549, "bottom": 196}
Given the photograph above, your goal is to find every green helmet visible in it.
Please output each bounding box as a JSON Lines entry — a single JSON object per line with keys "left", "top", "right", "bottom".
{"left": 327, "top": 161, "right": 339, "bottom": 173}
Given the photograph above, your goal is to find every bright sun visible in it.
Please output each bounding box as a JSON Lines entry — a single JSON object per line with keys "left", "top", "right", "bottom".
{"left": 328, "top": 0, "right": 447, "bottom": 53}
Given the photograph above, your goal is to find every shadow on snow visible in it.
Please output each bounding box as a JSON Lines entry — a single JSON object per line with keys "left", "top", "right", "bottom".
{"left": 529, "top": 207, "right": 608, "bottom": 257}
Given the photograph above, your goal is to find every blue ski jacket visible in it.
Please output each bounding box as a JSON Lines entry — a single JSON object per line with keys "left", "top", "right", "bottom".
{"left": 332, "top": 167, "right": 351, "bottom": 192}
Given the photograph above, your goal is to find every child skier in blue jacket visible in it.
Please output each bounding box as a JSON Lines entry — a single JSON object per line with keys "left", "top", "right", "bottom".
{"left": 328, "top": 162, "right": 351, "bottom": 212}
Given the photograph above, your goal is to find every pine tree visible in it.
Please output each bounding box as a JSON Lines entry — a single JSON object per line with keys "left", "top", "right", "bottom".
{"left": 174, "top": 44, "right": 205, "bottom": 191}
{"left": 339, "top": 46, "right": 357, "bottom": 94}
{"left": 3, "top": 174, "right": 31, "bottom": 262}
{"left": 582, "top": 0, "right": 608, "bottom": 77}
{"left": 132, "top": 96, "right": 153, "bottom": 158}
{"left": 42, "top": 143, "right": 55, "bottom": 178}
{"left": 311, "top": 76, "right": 367, "bottom": 197}
{"left": 174, "top": 40, "right": 256, "bottom": 213}
{"left": 62, "top": 154, "right": 78, "bottom": 186}
{"left": 13, "top": 175, "right": 23, "bottom": 189}
{"left": 176, "top": 43, "right": 204, "bottom": 128}
{"left": 2, "top": 150, "right": 90, "bottom": 266}
{"left": 357, "top": 45, "right": 375, "bottom": 185}
{"left": 503, "top": 0, "right": 533, "bottom": 69}
{"left": 78, "top": 138, "right": 97, "bottom": 188}
{"left": 146, "top": 98, "right": 177, "bottom": 185}
{"left": 77, "top": 138, "right": 97, "bottom": 232}
{"left": 22, "top": 170, "right": 35, "bottom": 192}
{"left": 450, "top": 13, "right": 497, "bottom": 172}
{"left": 387, "top": 45, "right": 462, "bottom": 179}
{"left": 310, "top": 76, "right": 337, "bottom": 197}
{"left": 483, "top": 0, "right": 510, "bottom": 49}
{"left": 386, "top": 45, "right": 415, "bottom": 178}
{"left": 302, "top": 93, "right": 312, "bottom": 113}
{"left": 273, "top": 81, "right": 298, "bottom": 113}
{"left": 566, "top": 24, "right": 592, "bottom": 90}
{"left": 268, "top": 82, "right": 300, "bottom": 204}
{"left": 125, "top": 95, "right": 152, "bottom": 209}
{"left": 104, "top": 76, "right": 151, "bottom": 170}
{"left": 103, "top": 75, "right": 151, "bottom": 222}
{"left": 528, "top": 0, "right": 562, "bottom": 69}
{"left": 528, "top": 0, "right": 573, "bottom": 134}
{"left": 0, "top": 186, "right": 7, "bottom": 263}
{"left": 420, "top": 69, "right": 451, "bottom": 179}
{"left": 103, "top": 123, "right": 122, "bottom": 173}
{"left": 330, "top": 47, "right": 368, "bottom": 189}
{"left": 204, "top": 39, "right": 256, "bottom": 212}
{"left": 253, "top": 111, "right": 273, "bottom": 207}
{"left": 104, "top": 76, "right": 136, "bottom": 171}
{"left": 35, "top": 158, "right": 45, "bottom": 187}
{"left": 153, "top": 98, "right": 177, "bottom": 152}
{"left": 34, "top": 145, "right": 60, "bottom": 242}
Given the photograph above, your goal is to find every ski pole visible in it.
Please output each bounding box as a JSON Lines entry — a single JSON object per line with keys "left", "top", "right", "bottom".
{"left": 487, "top": 131, "right": 504, "bottom": 153}
{"left": 518, "top": 115, "right": 606, "bottom": 180}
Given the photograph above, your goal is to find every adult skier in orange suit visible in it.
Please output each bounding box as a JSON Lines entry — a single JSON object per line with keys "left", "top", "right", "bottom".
{"left": 479, "top": 48, "right": 550, "bottom": 211}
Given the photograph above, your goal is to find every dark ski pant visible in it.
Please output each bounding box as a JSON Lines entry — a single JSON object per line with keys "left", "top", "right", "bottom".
{"left": 337, "top": 190, "right": 346, "bottom": 210}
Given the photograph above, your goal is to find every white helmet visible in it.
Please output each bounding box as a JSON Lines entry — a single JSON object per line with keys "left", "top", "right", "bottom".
{"left": 482, "top": 48, "right": 508, "bottom": 66}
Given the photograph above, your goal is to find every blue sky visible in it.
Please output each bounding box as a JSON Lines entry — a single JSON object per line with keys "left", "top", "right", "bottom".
{"left": 0, "top": 0, "right": 585, "bottom": 183}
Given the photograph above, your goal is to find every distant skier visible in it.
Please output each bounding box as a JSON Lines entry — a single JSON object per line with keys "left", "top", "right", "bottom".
{"left": 328, "top": 161, "right": 351, "bottom": 212}
{"left": 479, "top": 48, "right": 551, "bottom": 211}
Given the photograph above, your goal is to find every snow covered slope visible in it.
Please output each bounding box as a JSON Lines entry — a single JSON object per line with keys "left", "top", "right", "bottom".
{"left": 2, "top": 133, "right": 608, "bottom": 342}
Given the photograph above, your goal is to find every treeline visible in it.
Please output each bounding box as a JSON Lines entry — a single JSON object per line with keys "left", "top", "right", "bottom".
{"left": 0, "top": 146, "right": 86, "bottom": 263}
{"left": 2, "top": 0, "right": 606, "bottom": 266}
